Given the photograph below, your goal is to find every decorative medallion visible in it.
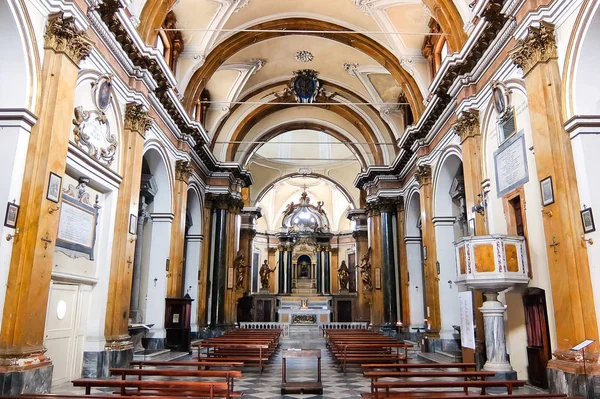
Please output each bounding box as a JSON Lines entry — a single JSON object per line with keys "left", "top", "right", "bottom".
{"left": 289, "top": 69, "right": 323, "bottom": 103}
{"left": 491, "top": 82, "right": 511, "bottom": 118}
{"left": 295, "top": 50, "right": 314, "bottom": 63}
{"left": 92, "top": 74, "right": 113, "bottom": 112}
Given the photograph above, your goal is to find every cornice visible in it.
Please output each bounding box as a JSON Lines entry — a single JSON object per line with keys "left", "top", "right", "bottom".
{"left": 88, "top": 0, "right": 253, "bottom": 187}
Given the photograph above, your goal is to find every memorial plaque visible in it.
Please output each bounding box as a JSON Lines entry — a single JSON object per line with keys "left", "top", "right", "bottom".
{"left": 56, "top": 194, "right": 99, "bottom": 260}
{"left": 458, "top": 291, "right": 475, "bottom": 349}
{"left": 494, "top": 130, "right": 529, "bottom": 197}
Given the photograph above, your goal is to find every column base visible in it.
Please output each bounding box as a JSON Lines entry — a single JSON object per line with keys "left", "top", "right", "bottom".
{"left": 82, "top": 347, "right": 133, "bottom": 378}
{"left": 548, "top": 358, "right": 600, "bottom": 398}
{"left": 0, "top": 354, "right": 53, "bottom": 395}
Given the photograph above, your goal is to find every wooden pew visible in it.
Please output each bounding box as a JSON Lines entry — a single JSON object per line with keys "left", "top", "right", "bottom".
{"left": 110, "top": 368, "right": 242, "bottom": 395}
{"left": 370, "top": 379, "right": 527, "bottom": 398}
{"left": 330, "top": 342, "right": 412, "bottom": 373}
{"left": 130, "top": 360, "right": 243, "bottom": 370}
{"left": 362, "top": 362, "right": 477, "bottom": 372}
{"left": 362, "top": 394, "right": 574, "bottom": 399}
{"left": 71, "top": 379, "right": 229, "bottom": 398}
{"left": 363, "top": 370, "right": 496, "bottom": 394}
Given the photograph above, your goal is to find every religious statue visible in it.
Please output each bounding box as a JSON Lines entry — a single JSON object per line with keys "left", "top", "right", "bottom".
{"left": 357, "top": 247, "right": 373, "bottom": 292}
{"left": 259, "top": 260, "right": 277, "bottom": 290}
{"left": 234, "top": 251, "right": 249, "bottom": 291}
{"left": 284, "top": 201, "right": 295, "bottom": 216}
{"left": 337, "top": 260, "right": 350, "bottom": 292}
{"left": 316, "top": 201, "right": 325, "bottom": 214}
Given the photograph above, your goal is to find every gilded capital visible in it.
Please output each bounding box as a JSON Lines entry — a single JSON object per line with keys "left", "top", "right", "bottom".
{"left": 510, "top": 21, "right": 557, "bottom": 75}
{"left": 454, "top": 110, "right": 480, "bottom": 143}
{"left": 44, "top": 13, "right": 93, "bottom": 65}
{"left": 124, "top": 103, "right": 153, "bottom": 137}
{"left": 175, "top": 160, "right": 192, "bottom": 183}
{"left": 415, "top": 165, "right": 432, "bottom": 186}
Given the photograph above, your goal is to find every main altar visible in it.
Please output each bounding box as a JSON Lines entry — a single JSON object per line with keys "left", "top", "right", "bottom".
{"left": 277, "top": 296, "right": 331, "bottom": 325}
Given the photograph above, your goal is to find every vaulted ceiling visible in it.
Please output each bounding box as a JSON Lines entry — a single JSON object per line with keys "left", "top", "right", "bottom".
{"left": 132, "top": 0, "right": 473, "bottom": 211}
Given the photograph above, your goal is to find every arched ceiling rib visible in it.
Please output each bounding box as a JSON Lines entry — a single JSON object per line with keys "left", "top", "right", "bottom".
{"left": 182, "top": 18, "right": 425, "bottom": 118}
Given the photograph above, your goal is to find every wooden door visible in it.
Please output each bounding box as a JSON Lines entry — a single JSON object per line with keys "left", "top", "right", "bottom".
{"left": 336, "top": 301, "right": 352, "bottom": 322}
{"left": 523, "top": 288, "right": 552, "bottom": 389}
{"left": 44, "top": 283, "right": 80, "bottom": 384}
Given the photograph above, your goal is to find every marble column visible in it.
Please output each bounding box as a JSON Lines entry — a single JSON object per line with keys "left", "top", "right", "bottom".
{"left": 380, "top": 204, "right": 398, "bottom": 325}
{"left": 278, "top": 247, "right": 285, "bottom": 294}
{"left": 209, "top": 205, "right": 228, "bottom": 326}
{"left": 0, "top": 14, "right": 92, "bottom": 394}
{"left": 511, "top": 22, "right": 599, "bottom": 385}
{"left": 479, "top": 293, "right": 516, "bottom": 380}
{"left": 323, "top": 249, "right": 331, "bottom": 294}
{"left": 105, "top": 103, "right": 152, "bottom": 358}
{"left": 166, "top": 161, "right": 191, "bottom": 298}
{"left": 316, "top": 250, "right": 323, "bottom": 294}
{"left": 416, "top": 165, "right": 441, "bottom": 335}
{"left": 286, "top": 250, "right": 293, "bottom": 294}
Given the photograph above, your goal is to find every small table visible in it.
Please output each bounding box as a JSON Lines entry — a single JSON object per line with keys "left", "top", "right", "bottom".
{"left": 281, "top": 349, "right": 323, "bottom": 394}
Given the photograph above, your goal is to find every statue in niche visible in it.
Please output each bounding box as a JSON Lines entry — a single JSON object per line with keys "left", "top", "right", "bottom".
{"left": 234, "top": 251, "right": 249, "bottom": 290}
{"left": 337, "top": 260, "right": 350, "bottom": 291}
{"left": 259, "top": 260, "right": 277, "bottom": 290}
{"left": 357, "top": 247, "right": 373, "bottom": 292}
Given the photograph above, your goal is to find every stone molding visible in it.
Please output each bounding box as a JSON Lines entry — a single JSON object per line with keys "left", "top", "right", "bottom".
{"left": 44, "top": 13, "right": 93, "bottom": 65}
{"left": 124, "top": 103, "right": 153, "bottom": 137}
{"left": 205, "top": 193, "right": 244, "bottom": 213}
{"left": 510, "top": 21, "right": 557, "bottom": 75}
{"left": 454, "top": 109, "right": 481, "bottom": 143}
{"left": 415, "top": 165, "right": 432, "bottom": 187}
{"left": 175, "top": 160, "right": 192, "bottom": 183}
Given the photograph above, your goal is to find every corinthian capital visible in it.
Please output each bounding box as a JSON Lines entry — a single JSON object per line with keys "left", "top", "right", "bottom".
{"left": 415, "top": 165, "right": 432, "bottom": 186}
{"left": 175, "top": 160, "right": 192, "bottom": 183}
{"left": 44, "top": 13, "right": 93, "bottom": 65}
{"left": 454, "top": 110, "right": 480, "bottom": 143}
{"left": 510, "top": 21, "right": 557, "bottom": 75}
{"left": 124, "top": 103, "right": 153, "bottom": 137}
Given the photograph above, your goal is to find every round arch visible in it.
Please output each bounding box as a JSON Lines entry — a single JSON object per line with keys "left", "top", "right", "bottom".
{"left": 182, "top": 18, "right": 425, "bottom": 118}
{"left": 432, "top": 148, "right": 463, "bottom": 217}
{"left": 405, "top": 187, "right": 422, "bottom": 237}
{"left": 240, "top": 121, "right": 369, "bottom": 169}
{"left": 142, "top": 142, "right": 173, "bottom": 214}
{"left": 254, "top": 172, "right": 357, "bottom": 209}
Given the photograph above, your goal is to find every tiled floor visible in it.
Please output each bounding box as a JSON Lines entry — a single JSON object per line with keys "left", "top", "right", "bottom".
{"left": 53, "top": 335, "right": 546, "bottom": 399}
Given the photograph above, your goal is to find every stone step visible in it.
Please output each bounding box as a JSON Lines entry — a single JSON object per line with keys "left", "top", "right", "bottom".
{"left": 133, "top": 349, "right": 189, "bottom": 362}
{"left": 417, "top": 350, "right": 462, "bottom": 364}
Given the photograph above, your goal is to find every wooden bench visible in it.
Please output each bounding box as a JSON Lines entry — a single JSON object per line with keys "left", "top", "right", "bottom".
{"left": 361, "top": 394, "right": 574, "bottom": 399}
{"left": 197, "top": 342, "right": 271, "bottom": 373}
{"left": 71, "top": 378, "right": 230, "bottom": 398}
{"left": 330, "top": 343, "right": 411, "bottom": 373}
{"left": 361, "top": 362, "right": 477, "bottom": 372}
{"left": 363, "top": 371, "right": 496, "bottom": 394}
{"left": 130, "top": 360, "right": 243, "bottom": 370}
{"left": 110, "top": 368, "right": 242, "bottom": 395}
{"left": 370, "top": 379, "right": 527, "bottom": 398}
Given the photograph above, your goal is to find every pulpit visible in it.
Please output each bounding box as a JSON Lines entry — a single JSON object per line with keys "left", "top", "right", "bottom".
{"left": 165, "top": 296, "right": 193, "bottom": 352}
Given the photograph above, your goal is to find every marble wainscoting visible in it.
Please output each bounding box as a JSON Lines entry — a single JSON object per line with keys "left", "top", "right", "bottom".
{"left": 81, "top": 348, "right": 133, "bottom": 378}
{"left": 0, "top": 364, "right": 53, "bottom": 395}
{"left": 548, "top": 367, "right": 600, "bottom": 399}
{"left": 144, "top": 338, "right": 166, "bottom": 350}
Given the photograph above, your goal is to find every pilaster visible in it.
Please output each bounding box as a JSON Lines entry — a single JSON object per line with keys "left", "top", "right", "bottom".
{"left": 166, "top": 160, "right": 191, "bottom": 298}
{"left": 197, "top": 197, "right": 213, "bottom": 327}
{"left": 367, "top": 203, "right": 384, "bottom": 326}
{"left": 0, "top": 13, "right": 92, "bottom": 394}
{"left": 396, "top": 200, "right": 410, "bottom": 325}
{"left": 349, "top": 209, "right": 370, "bottom": 321}
{"left": 416, "top": 165, "right": 441, "bottom": 335}
{"left": 510, "top": 22, "right": 599, "bottom": 382}
{"left": 104, "top": 103, "right": 152, "bottom": 349}
{"left": 223, "top": 197, "right": 243, "bottom": 325}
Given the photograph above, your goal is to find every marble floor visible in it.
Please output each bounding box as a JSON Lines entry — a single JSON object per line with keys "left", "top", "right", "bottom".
{"left": 52, "top": 335, "right": 547, "bottom": 399}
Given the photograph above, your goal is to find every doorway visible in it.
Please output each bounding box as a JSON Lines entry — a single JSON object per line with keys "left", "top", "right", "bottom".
{"left": 44, "top": 282, "right": 82, "bottom": 384}
{"left": 523, "top": 288, "right": 552, "bottom": 389}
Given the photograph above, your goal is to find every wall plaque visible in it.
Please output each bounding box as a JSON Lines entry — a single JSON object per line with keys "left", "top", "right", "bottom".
{"left": 56, "top": 180, "right": 100, "bottom": 260}
{"left": 494, "top": 130, "right": 529, "bottom": 197}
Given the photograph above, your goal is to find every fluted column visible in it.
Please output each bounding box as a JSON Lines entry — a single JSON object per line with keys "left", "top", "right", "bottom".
{"left": 510, "top": 22, "right": 599, "bottom": 381}
{"left": 0, "top": 14, "right": 92, "bottom": 393}
{"left": 166, "top": 160, "right": 191, "bottom": 298}
{"left": 416, "top": 165, "right": 441, "bottom": 334}
{"left": 105, "top": 103, "right": 153, "bottom": 348}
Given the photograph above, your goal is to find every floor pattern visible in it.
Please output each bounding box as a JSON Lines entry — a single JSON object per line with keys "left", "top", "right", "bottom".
{"left": 53, "top": 335, "right": 546, "bottom": 398}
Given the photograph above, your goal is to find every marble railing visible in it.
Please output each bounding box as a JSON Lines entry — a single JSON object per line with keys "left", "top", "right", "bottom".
{"left": 320, "top": 322, "right": 369, "bottom": 331}
{"left": 238, "top": 322, "right": 290, "bottom": 338}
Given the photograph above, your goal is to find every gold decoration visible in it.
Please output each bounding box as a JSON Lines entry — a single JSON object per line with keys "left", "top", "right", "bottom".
{"left": 510, "top": 21, "right": 557, "bottom": 75}
{"left": 415, "top": 165, "right": 432, "bottom": 186}
{"left": 175, "top": 160, "right": 192, "bottom": 183}
{"left": 44, "top": 13, "right": 93, "bottom": 65}
{"left": 124, "top": 103, "right": 153, "bottom": 136}
{"left": 454, "top": 110, "right": 480, "bottom": 143}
